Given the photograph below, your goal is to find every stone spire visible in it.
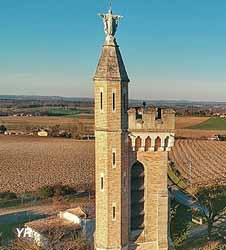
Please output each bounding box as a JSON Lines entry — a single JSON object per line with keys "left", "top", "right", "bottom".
{"left": 94, "top": 7, "right": 129, "bottom": 82}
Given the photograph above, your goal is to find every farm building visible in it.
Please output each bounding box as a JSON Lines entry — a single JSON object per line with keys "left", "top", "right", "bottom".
{"left": 25, "top": 206, "right": 95, "bottom": 247}
{"left": 37, "top": 130, "right": 48, "bottom": 137}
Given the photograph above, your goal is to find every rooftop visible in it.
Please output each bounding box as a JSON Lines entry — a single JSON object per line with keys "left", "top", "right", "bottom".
{"left": 25, "top": 216, "right": 81, "bottom": 235}
{"left": 94, "top": 41, "right": 129, "bottom": 82}
{"left": 65, "top": 205, "right": 95, "bottom": 219}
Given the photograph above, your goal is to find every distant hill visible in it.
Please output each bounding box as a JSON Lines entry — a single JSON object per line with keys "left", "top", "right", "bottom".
{"left": 0, "top": 95, "right": 225, "bottom": 107}
{"left": 0, "top": 95, "right": 93, "bottom": 102}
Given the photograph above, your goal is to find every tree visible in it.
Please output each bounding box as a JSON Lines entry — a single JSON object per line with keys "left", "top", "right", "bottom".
{"left": 0, "top": 125, "right": 7, "bottom": 134}
{"left": 49, "top": 125, "right": 61, "bottom": 137}
{"left": 194, "top": 185, "right": 226, "bottom": 240}
{"left": 37, "top": 185, "right": 54, "bottom": 199}
{"left": 170, "top": 199, "right": 192, "bottom": 247}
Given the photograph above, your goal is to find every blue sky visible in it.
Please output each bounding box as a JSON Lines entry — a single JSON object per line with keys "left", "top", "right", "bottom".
{"left": 0, "top": 0, "right": 226, "bottom": 101}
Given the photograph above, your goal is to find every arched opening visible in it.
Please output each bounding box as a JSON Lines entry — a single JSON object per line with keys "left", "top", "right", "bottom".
{"left": 135, "top": 136, "right": 142, "bottom": 151}
{"left": 131, "top": 162, "right": 145, "bottom": 232}
{"left": 128, "top": 136, "right": 132, "bottom": 151}
{"left": 144, "top": 136, "right": 151, "bottom": 151}
{"left": 155, "top": 136, "right": 161, "bottom": 151}
{"left": 164, "top": 136, "right": 169, "bottom": 150}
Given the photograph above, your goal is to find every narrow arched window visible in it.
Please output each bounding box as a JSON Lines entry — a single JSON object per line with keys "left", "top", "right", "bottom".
{"left": 100, "top": 92, "right": 103, "bottom": 110}
{"left": 112, "top": 205, "right": 116, "bottom": 220}
{"left": 112, "top": 151, "right": 116, "bottom": 167}
{"left": 145, "top": 137, "right": 151, "bottom": 151}
{"left": 112, "top": 92, "right": 116, "bottom": 111}
{"left": 135, "top": 136, "right": 142, "bottom": 151}
{"left": 100, "top": 175, "right": 104, "bottom": 191}
{"left": 164, "top": 136, "right": 169, "bottom": 150}
{"left": 155, "top": 137, "right": 161, "bottom": 151}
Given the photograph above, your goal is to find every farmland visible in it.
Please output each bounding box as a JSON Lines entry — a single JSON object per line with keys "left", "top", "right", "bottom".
{"left": 0, "top": 136, "right": 95, "bottom": 194}
{"left": 1, "top": 135, "right": 226, "bottom": 194}
{"left": 0, "top": 116, "right": 94, "bottom": 135}
{"left": 188, "top": 117, "right": 226, "bottom": 130}
{"left": 169, "top": 139, "right": 226, "bottom": 186}
{"left": 175, "top": 117, "right": 210, "bottom": 129}
{"left": 1, "top": 116, "right": 222, "bottom": 140}
{"left": 176, "top": 128, "right": 226, "bottom": 139}
{"left": 175, "top": 116, "right": 226, "bottom": 139}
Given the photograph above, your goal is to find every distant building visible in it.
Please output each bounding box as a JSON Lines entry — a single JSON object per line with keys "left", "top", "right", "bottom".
{"left": 4, "top": 130, "right": 24, "bottom": 136}
{"left": 38, "top": 130, "right": 48, "bottom": 137}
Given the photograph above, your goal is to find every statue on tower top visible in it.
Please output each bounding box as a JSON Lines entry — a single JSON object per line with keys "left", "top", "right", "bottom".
{"left": 99, "top": 5, "right": 123, "bottom": 44}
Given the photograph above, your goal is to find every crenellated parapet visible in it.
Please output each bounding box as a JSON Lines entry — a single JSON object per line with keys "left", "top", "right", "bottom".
{"left": 128, "top": 107, "right": 175, "bottom": 152}
{"left": 128, "top": 107, "right": 175, "bottom": 132}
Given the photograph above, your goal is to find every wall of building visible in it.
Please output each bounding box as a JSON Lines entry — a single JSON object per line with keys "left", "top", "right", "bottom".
{"left": 59, "top": 211, "right": 81, "bottom": 224}
{"left": 95, "top": 78, "right": 129, "bottom": 250}
{"left": 128, "top": 107, "right": 175, "bottom": 132}
{"left": 128, "top": 151, "right": 169, "bottom": 250}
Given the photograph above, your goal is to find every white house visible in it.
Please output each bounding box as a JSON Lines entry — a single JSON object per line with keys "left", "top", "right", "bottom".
{"left": 25, "top": 206, "right": 95, "bottom": 247}
{"left": 37, "top": 130, "right": 48, "bottom": 137}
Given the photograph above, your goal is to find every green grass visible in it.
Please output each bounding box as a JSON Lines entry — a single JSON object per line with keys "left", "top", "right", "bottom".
{"left": 0, "top": 199, "right": 21, "bottom": 209}
{"left": 1, "top": 105, "right": 92, "bottom": 117}
{"left": 46, "top": 107, "right": 92, "bottom": 117}
{"left": 47, "top": 107, "right": 80, "bottom": 117}
{"left": 188, "top": 117, "right": 226, "bottom": 130}
{"left": 0, "top": 213, "right": 46, "bottom": 244}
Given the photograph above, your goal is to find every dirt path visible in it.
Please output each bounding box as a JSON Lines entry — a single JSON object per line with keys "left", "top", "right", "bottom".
{"left": 0, "top": 204, "right": 56, "bottom": 217}
{"left": 0, "top": 196, "right": 94, "bottom": 217}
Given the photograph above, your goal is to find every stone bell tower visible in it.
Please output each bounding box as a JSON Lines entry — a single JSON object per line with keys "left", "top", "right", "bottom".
{"left": 94, "top": 6, "right": 130, "bottom": 250}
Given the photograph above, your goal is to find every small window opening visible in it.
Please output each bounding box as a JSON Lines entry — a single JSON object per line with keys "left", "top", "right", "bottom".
{"left": 156, "top": 108, "right": 162, "bottom": 120}
{"left": 112, "top": 92, "right": 116, "bottom": 111}
{"left": 101, "top": 176, "right": 104, "bottom": 190}
{"left": 136, "top": 108, "right": 142, "bottom": 120}
{"left": 112, "top": 206, "right": 116, "bottom": 220}
{"left": 112, "top": 152, "right": 116, "bottom": 167}
{"left": 100, "top": 92, "right": 103, "bottom": 110}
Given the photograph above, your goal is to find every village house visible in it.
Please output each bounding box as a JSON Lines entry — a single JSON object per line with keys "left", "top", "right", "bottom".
{"left": 25, "top": 206, "right": 95, "bottom": 248}
{"left": 37, "top": 130, "right": 48, "bottom": 137}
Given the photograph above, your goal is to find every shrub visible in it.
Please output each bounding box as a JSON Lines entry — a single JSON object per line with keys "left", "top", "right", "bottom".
{"left": 0, "top": 191, "right": 17, "bottom": 200}
{"left": 217, "top": 245, "right": 226, "bottom": 250}
{"left": 0, "top": 125, "right": 7, "bottom": 134}
{"left": 36, "top": 184, "right": 76, "bottom": 199}
{"left": 37, "top": 185, "right": 54, "bottom": 199}
{"left": 52, "top": 184, "right": 75, "bottom": 197}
